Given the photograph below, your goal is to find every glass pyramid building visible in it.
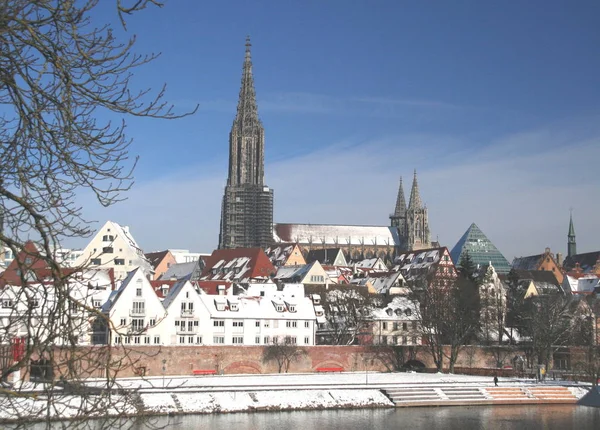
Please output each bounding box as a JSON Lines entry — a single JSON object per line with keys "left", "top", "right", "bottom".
{"left": 450, "top": 223, "right": 512, "bottom": 274}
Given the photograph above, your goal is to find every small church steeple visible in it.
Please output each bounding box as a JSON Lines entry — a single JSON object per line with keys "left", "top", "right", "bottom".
{"left": 390, "top": 176, "right": 407, "bottom": 231}
{"left": 568, "top": 211, "right": 577, "bottom": 258}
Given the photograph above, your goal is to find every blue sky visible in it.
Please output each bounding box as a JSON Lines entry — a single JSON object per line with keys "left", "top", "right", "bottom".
{"left": 74, "top": 0, "right": 600, "bottom": 261}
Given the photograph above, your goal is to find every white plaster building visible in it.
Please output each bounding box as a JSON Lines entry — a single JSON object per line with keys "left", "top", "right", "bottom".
{"left": 100, "top": 268, "right": 166, "bottom": 346}
{"left": 0, "top": 269, "right": 114, "bottom": 346}
{"left": 75, "top": 220, "right": 152, "bottom": 280}
{"left": 370, "top": 296, "right": 421, "bottom": 346}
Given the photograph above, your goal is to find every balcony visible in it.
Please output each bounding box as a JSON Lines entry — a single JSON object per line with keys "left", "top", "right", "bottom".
{"left": 129, "top": 309, "right": 146, "bottom": 317}
{"left": 127, "top": 326, "right": 147, "bottom": 335}
{"left": 181, "top": 309, "right": 195, "bottom": 318}
{"left": 176, "top": 328, "right": 198, "bottom": 335}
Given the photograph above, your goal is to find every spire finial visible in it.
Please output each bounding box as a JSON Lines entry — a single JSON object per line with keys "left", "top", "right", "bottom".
{"left": 245, "top": 35, "right": 251, "bottom": 58}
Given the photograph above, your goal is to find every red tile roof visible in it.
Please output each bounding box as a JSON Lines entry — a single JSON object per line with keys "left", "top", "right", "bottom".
{"left": 0, "top": 241, "right": 77, "bottom": 287}
{"left": 200, "top": 248, "right": 276, "bottom": 282}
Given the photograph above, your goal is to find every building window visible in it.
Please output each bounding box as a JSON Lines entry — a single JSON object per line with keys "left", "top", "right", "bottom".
{"left": 393, "top": 322, "right": 399, "bottom": 331}
{"left": 382, "top": 322, "right": 387, "bottom": 330}
{"left": 188, "top": 336, "right": 194, "bottom": 344}
{"left": 232, "top": 321, "right": 244, "bottom": 327}
{"left": 144, "top": 336, "right": 150, "bottom": 344}
{"left": 154, "top": 336, "right": 160, "bottom": 344}
{"left": 412, "top": 336, "right": 418, "bottom": 344}
{"left": 213, "top": 320, "right": 225, "bottom": 327}
{"left": 402, "top": 322, "right": 408, "bottom": 330}
{"left": 91, "top": 258, "right": 101, "bottom": 265}
{"left": 255, "top": 336, "right": 260, "bottom": 344}
{"left": 263, "top": 321, "right": 270, "bottom": 328}
{"left": 131, "top": 319, "right": 145, "bottom": 332}
{"left": 213, "top": 336, "right": 225, "bottom": 344}
{"left": 115, "top": 337, "right": 121, "bottom": 344}
{"left": 120, "top": 318, "right": 126, "bottom": 326}
{"left": 102, "top": 235, "right": 115, "bottom": 242}
{"left": 179, "top": 336, "right": 185, "bottom": 344}
{"left": 402, "top": 336, "right": 407, "bottom": 345}
{"left": 102, "top": 247, "right": 113, "bottom": 254}
{"left": 114, "top": 258, "right": 125, "bottom": 265}
{"left": 304, "top": 336, "right": 310, "bottom": 344}
{"left": 286, "top": 321, "right": 297, "bottom": 328}
{"left": 2, "top": 300, "right": 13, "bottom": 308}
{"left": 304, "top": 321, "right": 310, "bottom": 328}
{"left": 124, "top": 337, "right": 130, "bottom": 344}
{"left": 136, "top": 288, "right": 142, "bottom": 297}
{"left": 134, "top": 336, "right": 141, "bottom": 344}
{"left": 263, "top": 336, "right": 270, "bottom": 344}
{"left": 412, "top": 321, "right": 417, "bottom": 330}
{"left": 232, "top": 336, "right": 244, "bottom": 344}
{"left": 196, "top": 336, "right": 202, "bottom": 344}
{"left": 149, "top": 318, "right": 156, "bottom": 327}
{"left": 255, "top": 320, "right": 260, "bottom": 327}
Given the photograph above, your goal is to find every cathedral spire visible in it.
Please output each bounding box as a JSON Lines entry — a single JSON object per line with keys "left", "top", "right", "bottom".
{"left": 234, "top": 35, "right": 259, "bottom": 126}
{"left": 393, "top": 177, "right": 407, "bottom": 216}
{"left": 568, "top": 211, "right": 577, "bottom": 258}
{"left": 408, "top": 169, "right": 423, "bottom": 210}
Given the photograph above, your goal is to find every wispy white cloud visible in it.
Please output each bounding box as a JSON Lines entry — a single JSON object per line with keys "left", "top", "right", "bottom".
{"left": 69, "top": 116, "right": 600, "bottom": 264}
{"left": 191, "top": 91, "right": 464, "bottom": 117}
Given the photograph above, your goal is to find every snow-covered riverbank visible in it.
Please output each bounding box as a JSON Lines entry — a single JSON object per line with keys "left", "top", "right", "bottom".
{"left": 0, "top": 372, "right": 591, "bottom": 423}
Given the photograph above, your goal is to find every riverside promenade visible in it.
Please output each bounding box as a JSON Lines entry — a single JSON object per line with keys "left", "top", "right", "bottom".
{"left": 116, "top": 371, "right": 588, "bottom": 411}
{"left": 1, "top": 372, "right": 591, "bottom": 422}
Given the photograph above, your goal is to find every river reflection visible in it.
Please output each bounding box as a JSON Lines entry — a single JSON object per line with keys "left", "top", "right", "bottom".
{"left": 13, "top": 405, "right": 600, "bottom": 430}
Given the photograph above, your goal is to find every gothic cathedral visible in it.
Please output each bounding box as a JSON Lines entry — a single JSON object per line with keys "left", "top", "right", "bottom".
{"left": 218, "top": 37, "right": 274, "bottom": 249}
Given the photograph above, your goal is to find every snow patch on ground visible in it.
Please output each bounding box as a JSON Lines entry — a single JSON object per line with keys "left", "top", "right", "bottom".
{"left": 140, "top": 389, "right": 393, "bottom": 414}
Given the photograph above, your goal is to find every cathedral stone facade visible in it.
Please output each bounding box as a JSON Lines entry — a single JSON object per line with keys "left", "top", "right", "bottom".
{"left": 219, "top": 38, "right": 274, "bottom": 249}
{"left": 390, "top": 171, "right": 431, "bottom": 251}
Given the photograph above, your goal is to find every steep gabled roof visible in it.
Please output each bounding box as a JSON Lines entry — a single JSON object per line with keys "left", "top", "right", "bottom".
{"left": 200, "top": 248, "right": 275, "bottom": 282}
{"left": 145, "top": 250, "right": 171, "bottom": 269}
{"left": 264, "top": 243, "right": 305, "bottom": 267}
{"left": 450, "top": 223, "right": 511, "bottom": 274}
{"left": 512, "top": 269, "right": 560, "bottom": 287}
{"left": 0, "top": 241, "right": 77, "bottom": 287}
{"left": 512, "top": 255, "right": 544, "bottom": 271}
{"left": 305, "top": 248, "right": 346, "bottom": 266}
{"left": 563, "top": 251, "right": 600, "bottom": 273}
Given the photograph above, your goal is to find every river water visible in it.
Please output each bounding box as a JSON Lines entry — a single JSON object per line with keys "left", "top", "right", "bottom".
{"left": 13, "top": 405, "right": 600, "bottom": 429}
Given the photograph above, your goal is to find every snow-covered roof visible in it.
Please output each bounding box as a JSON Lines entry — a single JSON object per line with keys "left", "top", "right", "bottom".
{"left": 563, "top": 274, "right": 600, "bottom": 295}
{"left": 371, "top": 296, "right": 420, "bottom": 321}
{"left": 197, "top": 293, "right": 316, "bottom": 321}
{"left": 274, "top": 224, "right": 401, "bottom": 247}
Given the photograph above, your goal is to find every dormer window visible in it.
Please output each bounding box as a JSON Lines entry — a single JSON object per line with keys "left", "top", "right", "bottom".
{"left": 386, "top": 308, "right": 393, "bottom": 316}
{"left": 229, "top": 301, "right": 239, "bottom": 312}
{"left": 394, "top": 308, "right": 401, "bottom": 316}
{"left": 288, "top": 304, "right": 296, "bottom": 313}
{"left": 215, "top": 299, "right": 226, "bottom": 311}
{"left": 405, "top": 308, "right": 412, "bottom": 316}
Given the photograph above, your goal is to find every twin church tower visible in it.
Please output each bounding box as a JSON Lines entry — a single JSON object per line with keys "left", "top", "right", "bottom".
{"left": 219, "top": 38, "right": 430, "bottom": 252}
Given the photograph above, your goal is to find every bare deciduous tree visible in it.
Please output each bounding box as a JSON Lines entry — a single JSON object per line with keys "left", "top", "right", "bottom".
{"left": 0, "top": 0, "right": 194, "bottom": 427}
{"left": 262, "top": 337, "right": 307, "bottom": 373}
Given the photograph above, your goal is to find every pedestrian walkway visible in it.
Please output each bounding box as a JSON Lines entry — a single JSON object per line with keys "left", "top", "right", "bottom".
{"left": 383, "top": 385, "right": 578, "bottom": 407}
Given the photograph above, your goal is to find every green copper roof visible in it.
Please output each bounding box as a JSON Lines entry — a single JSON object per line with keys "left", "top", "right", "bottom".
{"left": 450, "top": 223, "right": 512, "bottom": 274}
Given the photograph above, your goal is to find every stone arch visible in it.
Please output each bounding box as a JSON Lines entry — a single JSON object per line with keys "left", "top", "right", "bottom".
{"left": 223, "top": 360, "right": 262, "bottom": 374}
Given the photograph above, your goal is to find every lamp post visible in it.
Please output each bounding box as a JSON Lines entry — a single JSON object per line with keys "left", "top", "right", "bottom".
{"left": 162, "top": 359, "right": 167, "bottom": 388}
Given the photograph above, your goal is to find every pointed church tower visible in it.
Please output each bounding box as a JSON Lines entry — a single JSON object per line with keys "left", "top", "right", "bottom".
{"left": 567, "top": 212, "right": 577, "bottom": 258}
{"left": 405, "top": 170, "right": 430, "bottom": 250}
{"left": 390, "top": 176, "right": 407, "bottom": 233}
{"left": 219, "top": 37, "right": 274, "bottom": 249}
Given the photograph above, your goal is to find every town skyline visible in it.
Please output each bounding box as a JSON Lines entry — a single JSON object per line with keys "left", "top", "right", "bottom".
{"left": 69, "top": 0, "right": 599, "bottom": 260}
